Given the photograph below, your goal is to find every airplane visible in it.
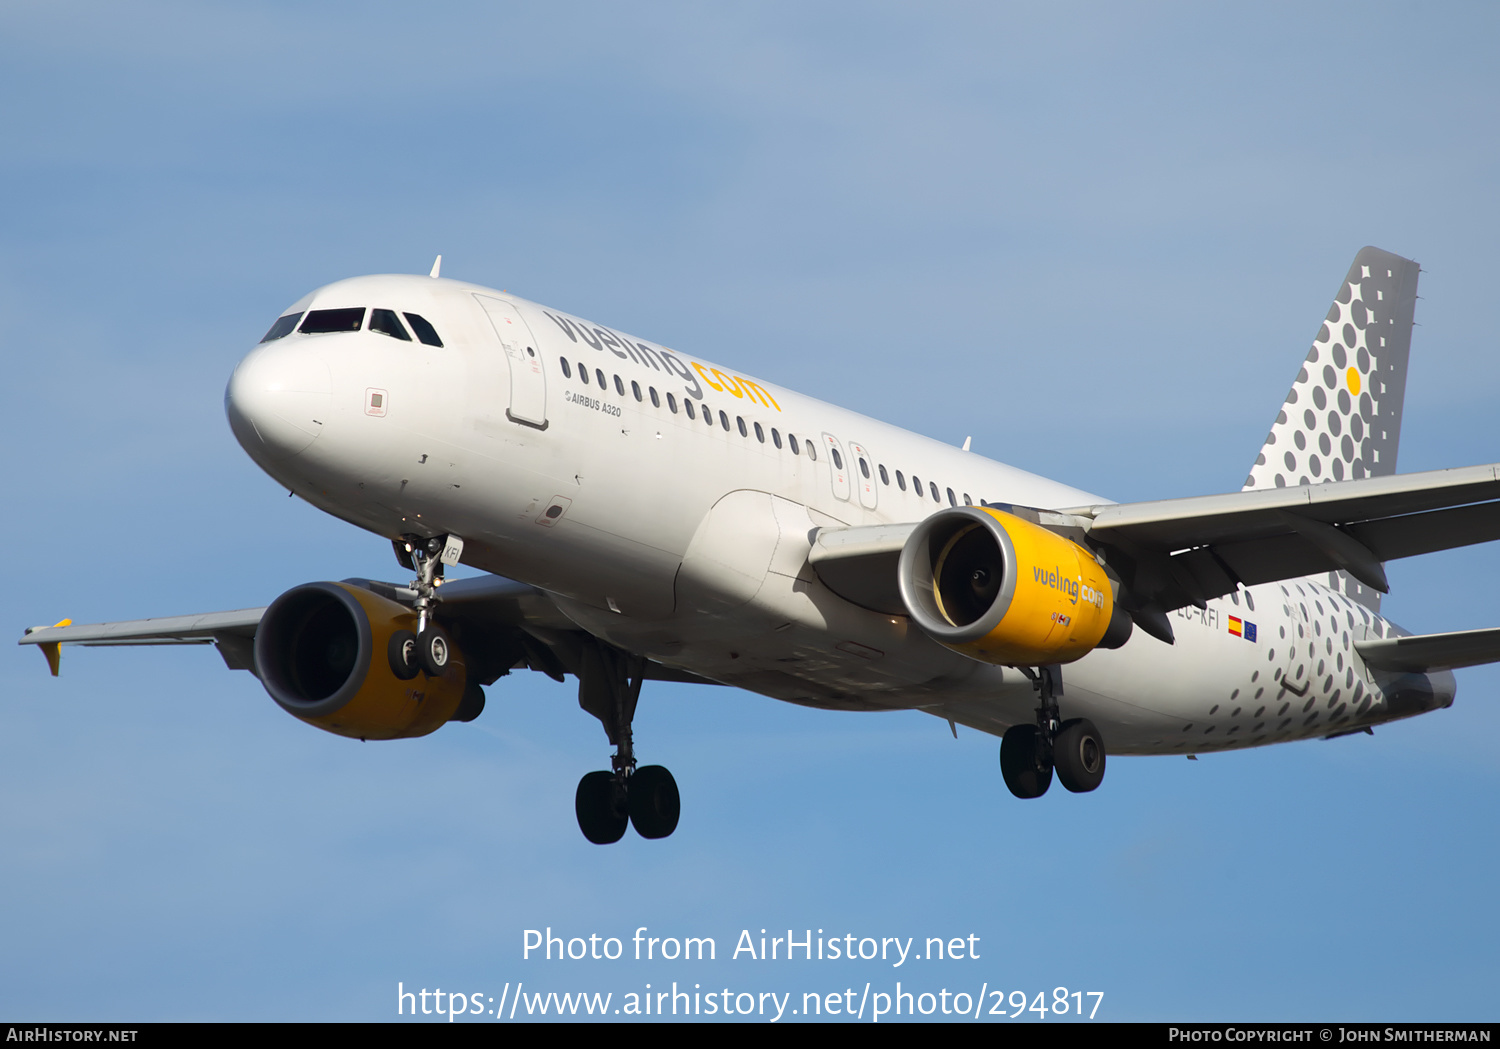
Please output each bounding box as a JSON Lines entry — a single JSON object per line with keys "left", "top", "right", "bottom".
{"left": 21, "top": 247, "right": 1500, "bottom": 845}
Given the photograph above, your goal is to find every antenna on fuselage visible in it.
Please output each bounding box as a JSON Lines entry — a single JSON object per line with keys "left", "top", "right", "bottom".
{"left": 429, "top": 255, "right": 442, "bottom": 279}
{"left": 962, "top": 436, "right": 972, "bottom": 452}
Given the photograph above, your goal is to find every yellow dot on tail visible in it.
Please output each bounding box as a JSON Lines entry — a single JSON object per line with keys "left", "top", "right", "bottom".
{"left": 1346, "top": 367, "right": 1361, "bottom": 395}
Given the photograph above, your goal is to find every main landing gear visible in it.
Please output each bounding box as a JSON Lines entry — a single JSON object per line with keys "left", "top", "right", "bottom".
{"left": 1000, "top": 665, "right": 1107, "bottom": 799}
{"left": 573, "top": 639, "right": 680, "bottom": 844}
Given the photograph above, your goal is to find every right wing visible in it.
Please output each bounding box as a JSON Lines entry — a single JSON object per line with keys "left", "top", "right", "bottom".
{"left": 805, "top": 463, "right": 1500, "bottom": 645}
{"left": 1061, "top": 462, "right": 1500, "bottom": 611}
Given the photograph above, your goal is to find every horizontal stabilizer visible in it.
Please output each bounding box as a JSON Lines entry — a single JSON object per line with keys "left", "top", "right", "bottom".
{"left": 1357, "top": 628, "right": 1500, "bottom": 673}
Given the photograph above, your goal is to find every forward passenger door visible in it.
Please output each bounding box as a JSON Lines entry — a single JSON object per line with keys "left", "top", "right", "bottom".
{"left": 475, "top": 295, "right": 548, "bottom": 430}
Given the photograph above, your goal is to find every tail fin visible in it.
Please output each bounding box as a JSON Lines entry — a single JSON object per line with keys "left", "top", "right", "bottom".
{"left": 1243, "top": 246, "right": 1420, "bottom": 610}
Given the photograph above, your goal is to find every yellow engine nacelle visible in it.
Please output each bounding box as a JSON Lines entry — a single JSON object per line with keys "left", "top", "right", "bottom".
{"left": 897, "top": 506, "right": 1126, "bottom": 666}
{"left": 254, "top": 581, "right": 467, "bottom": 740}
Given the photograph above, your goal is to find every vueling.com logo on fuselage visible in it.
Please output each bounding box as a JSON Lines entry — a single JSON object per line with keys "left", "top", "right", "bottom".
{"left": 1033, "top": 567, "right": 1105, "bottom": 609}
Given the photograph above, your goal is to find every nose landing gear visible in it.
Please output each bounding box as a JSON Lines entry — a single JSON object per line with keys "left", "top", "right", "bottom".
{"left": 1000, "top": 666, "right": 1107, "bottom": 799}
{"left": 573, "top": 639, "right": 680, "bottom": 844}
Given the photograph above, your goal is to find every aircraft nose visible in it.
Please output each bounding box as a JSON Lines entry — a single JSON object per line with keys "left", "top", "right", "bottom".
{"left": 225, "top": 343, "right": 333, "bottom": 462}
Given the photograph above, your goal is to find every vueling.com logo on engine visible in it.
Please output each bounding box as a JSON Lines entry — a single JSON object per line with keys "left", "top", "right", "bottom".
{"left": 1033, "top": 567, "right": 1106, "bottom": 609}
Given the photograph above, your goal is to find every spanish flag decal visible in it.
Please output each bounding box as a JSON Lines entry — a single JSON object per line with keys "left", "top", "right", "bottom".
{"left": 1228, "top": 617, "right": 1257, "bottom": 642}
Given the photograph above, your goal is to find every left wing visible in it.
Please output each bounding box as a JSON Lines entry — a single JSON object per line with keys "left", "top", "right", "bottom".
{"left": 18, "top": 574, "right": 714, "bottom": 686}
{"left": 20, "top": 608, "right": 265, "bottom": 675}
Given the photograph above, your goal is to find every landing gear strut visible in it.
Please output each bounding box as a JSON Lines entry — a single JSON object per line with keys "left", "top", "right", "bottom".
{"left": 1000, "top": 665, "right": 1106, "bottom": 799}
{"left": 573, "top": 638, "right": 680, "bottom": 844}
{"left": 394, "top": 533, "right": 464, "bottom": 676}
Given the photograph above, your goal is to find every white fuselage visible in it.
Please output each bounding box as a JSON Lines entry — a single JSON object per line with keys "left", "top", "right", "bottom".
{"left": 224, "top": 274, "right": 1453, "bottom": 757}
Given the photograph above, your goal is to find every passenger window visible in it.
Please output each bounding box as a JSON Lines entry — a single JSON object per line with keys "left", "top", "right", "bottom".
{"left": 595, "top": 368, "right": 607, "bottom": 388}
{"left": 300, "top": 308, "right": 365, "bottom": 333}
{"left": 737, "top": 416, "right": 747, "bottom": 437}
{"left": 859, "top": 458, "right": 870, "bottom": 479}
{"left": 560, "top": 359, "right": 572, "bottom": 379}
{"left": 946, "top": 487, "right": 956, "bottom": 506}
{"left": 930, "top": 481, "right": 939, "bottom": 501}
{"left": 403, "top": 313, "right": 443, "bottom": 347}
{"left": 580, "top": 366, "right": 590, "bottom": 386}
{"left": 719, "top": 410, "right": 730, "bottom": 431}
{"left": 913, "top": 475, "right": 921, "bottom": 495}
{"left": 831, "top": 447, "right": 843, "bottom": 470}
{"left": 771, "top": 428, "right": 782, "bottom": 449}
{"left": 808, "top": 441, "right": 817, "bottom": 461}
{"left": 754, "top": 422, "right": 764, "bottom": 443}
{"left": 1245, "top": 592, "right": 1256, "bottom": 612}
{"left": 963, "top": 493, "right": 971, "bottom": 505}
{"left": 667, "top": 393, "right": 678, "bottom": 414}
{"left": 259, "top": 313, "right": 303, "bottom": 343}
{"left": 879, "top": 465, "right": 889, "bottom": 485}
{"left": 684, "top": 399, "right": 695, "bottom": 420}
{"left": 896, "top": 470, "right": 906, "bottom": 491}
{"left": 632, "top": 380, "right": 643, "bottom": 402}
{"left": 650, "top": 387, "right": 660, "bottom": 408}
{"left": 369, "top": 309, "right": 412, "bottom": 341}
{"left": 614, "top": 375, "right": 625, "bottom": 396}
{"left": 705, "top": 405, "right": 715, "bottom": 427}
{"left": 788, "top": 434, "right": 800, "bottom": 455}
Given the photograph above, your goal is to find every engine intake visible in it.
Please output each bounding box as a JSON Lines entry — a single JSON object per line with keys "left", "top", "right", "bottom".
{"left": 254, "top": 581, "right": 468, "bottom": 739}
{"left": 897, "top": 506, "right": 1129, "bottom": 665}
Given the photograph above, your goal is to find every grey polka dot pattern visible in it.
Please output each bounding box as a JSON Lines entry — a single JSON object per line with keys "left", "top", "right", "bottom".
{"left": 1243, "top": 248, "right": 1420, "bottom": 611}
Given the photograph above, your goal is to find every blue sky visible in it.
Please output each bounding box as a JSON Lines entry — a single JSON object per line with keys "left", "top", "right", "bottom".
{"left": 2, "top": 2, "right": 1497, "bottom": 1022}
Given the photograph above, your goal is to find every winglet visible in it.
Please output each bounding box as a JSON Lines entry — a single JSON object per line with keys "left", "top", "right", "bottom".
{"left": 429, "top": 255, "right": 442, "bottom": 279}
{"left": 30, "top": 619, "right": 72, "bottom": 676}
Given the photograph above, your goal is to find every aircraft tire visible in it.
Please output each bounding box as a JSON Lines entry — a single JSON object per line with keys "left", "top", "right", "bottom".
{"left": 1053, "top": 718, "right": 1106, "bottom": 793}
{"left": 628, "top": 765, "right": 680, "bottom": 839}
{"left": 1000, "top": 724, "right": 1053, "bottom": 799}
{"left": 417, "top": 625, "right": 452, "bottom": 676}
{"left": 387, "top": 630, "right": 420, "bottom": 680}
{"left": 575, "top": 771, "right": 627, "bottom": 845}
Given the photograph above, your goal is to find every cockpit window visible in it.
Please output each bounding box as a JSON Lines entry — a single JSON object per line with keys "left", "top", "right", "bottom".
{"left": 259, "top": 313, "right": 303, "bottom": 343}
{"left": 300, "top": 308, "right": 366, "bottom": 334}
{"left": 369, "top": 309, "right": 412, "bottom": 341}
{"left": 403, "top": 312, "right": 443, "bottom": 347}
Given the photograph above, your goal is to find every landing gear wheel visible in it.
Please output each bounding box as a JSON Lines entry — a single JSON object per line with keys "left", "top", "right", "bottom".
{"left": 387, "top": 630, "right": 420, "bottom": 679}
{"left": 575, "top": 771, "right": 627, "bottom": 845}
{"left": 1053, "top": 718, "right": 1106, "bottom": 793}
{"left": 628, "top": 765, "right": 680, "bottom": 839}
{"left": 417, "top": 625, "right": 451, "bottom": 676}
{"left": 1001, "top": 724, "right": 1053, "bottom": 799}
